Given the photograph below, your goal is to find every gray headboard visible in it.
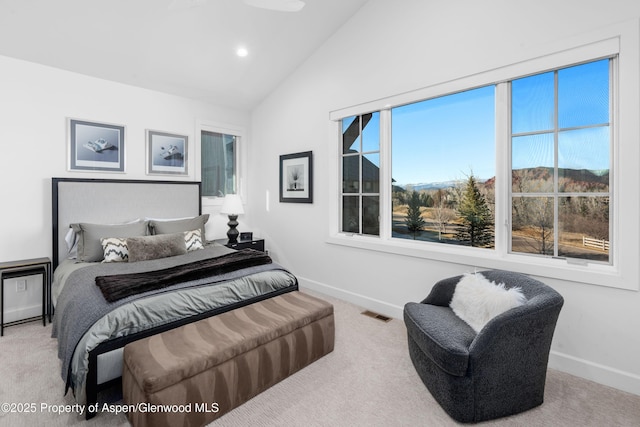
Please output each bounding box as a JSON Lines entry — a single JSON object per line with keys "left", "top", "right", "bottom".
{"left": 52, "top": 178, "right": 201, "bottom": 268}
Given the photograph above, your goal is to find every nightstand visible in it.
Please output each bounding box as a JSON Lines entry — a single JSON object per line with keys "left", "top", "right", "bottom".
{"left": 213, "top": 238, "right": 265, "bottom": 252}
{"left": 0, "top": 257, "right": 51, "bottom": 336}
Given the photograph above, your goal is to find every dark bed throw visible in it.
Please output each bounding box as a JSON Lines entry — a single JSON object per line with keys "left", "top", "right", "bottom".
{"left": 96, "top": 249, "right": 272, "bottom": 302}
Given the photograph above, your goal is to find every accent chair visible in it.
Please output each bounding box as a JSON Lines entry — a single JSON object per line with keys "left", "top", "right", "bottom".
{"left": 403, "top": 270, "right": 564, "bottom": 423}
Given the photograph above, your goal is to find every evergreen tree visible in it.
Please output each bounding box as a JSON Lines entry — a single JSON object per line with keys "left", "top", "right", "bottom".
{"left": 420, "top": 192, "right": 433, "bottom": 207}
{"left": 405, "top": 191, "right": 426, "bottom": 239}
{"left": 456, "top": 175, "right": 493, "bottom": 247}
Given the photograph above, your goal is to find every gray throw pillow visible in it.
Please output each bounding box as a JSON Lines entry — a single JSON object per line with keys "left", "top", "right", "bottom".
{"left": 71, "top": 221, "right": 149, "bottom": 262}
{"left": 149, "top": 214, "right": 209, "bottom": 240}
{"left": 126, "top": 233, "right": 187, "bottom": 263}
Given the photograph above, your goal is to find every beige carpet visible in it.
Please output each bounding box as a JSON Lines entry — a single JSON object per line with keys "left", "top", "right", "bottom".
{"left": 0, "top": 290, "right": 638, "bottom": 426}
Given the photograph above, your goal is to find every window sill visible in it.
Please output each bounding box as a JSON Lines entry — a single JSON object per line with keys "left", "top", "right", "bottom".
{"left": 326, "top": 233, "right": 637, "bottom": 291}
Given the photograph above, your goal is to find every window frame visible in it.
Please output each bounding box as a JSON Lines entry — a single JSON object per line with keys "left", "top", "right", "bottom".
{"left": 388, "top": 85, "right": 497, "bottom": 249}
{"left": 508, "top": 59, "right": 613, "bottom": 263}
{"left": 328, "top": 21, "right": 639, "bottom": 290}
{"left": 340, "top": 113, "right": 381, "bottom": 236}
{"left": 196, "top": 121, "right": 246, "bottom": 207}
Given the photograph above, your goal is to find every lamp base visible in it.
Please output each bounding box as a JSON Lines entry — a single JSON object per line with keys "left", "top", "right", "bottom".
{"left": 226, "top": 214, "right": 239, "bottom": 243}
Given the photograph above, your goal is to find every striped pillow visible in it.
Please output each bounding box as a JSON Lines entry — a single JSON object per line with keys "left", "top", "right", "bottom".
{"left": 100, "top": 237, "right": 129, "bottom": 263}
{"left": 184, "top": 229, "right": 204, "bottom": 252}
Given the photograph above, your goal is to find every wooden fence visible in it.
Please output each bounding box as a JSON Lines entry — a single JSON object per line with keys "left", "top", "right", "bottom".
{"left": 583, "top": 236, "right": 609, "bottom": 251}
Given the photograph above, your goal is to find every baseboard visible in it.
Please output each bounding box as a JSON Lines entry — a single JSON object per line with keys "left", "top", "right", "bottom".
{"left": 297, "top": 276, "right": 404, "bottom": 320}
{"left": 549, "top": 350, "right": 640, "bottom": 396}
{"left": 299, "top": 275, "right": 640, "bottom": 397}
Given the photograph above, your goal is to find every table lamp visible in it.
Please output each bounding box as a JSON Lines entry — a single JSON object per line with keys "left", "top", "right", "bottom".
{"left": 220, "top": 194, "right": 245, "bottom": 243}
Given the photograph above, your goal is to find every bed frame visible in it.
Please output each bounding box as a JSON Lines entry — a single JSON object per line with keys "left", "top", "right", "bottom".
{"left": 51, "top": 178, "right": 297, "bottom": 419}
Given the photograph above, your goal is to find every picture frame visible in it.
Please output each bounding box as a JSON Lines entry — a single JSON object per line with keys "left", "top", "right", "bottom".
{"left": 68, "top": 118, "right": 125, "bottom": 172}
{"left": 146, "top": 130, "right": 188, "bottom": 175}
{"left": 239, "top": 232, "right": 253, "bottom": 241}
{"left": 279, "top": 151, "right": 313, "bottom": 203}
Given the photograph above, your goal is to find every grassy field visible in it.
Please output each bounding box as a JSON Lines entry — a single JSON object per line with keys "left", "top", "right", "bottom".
{"left": 392, "top": 206, "right": 609, "bottom": 262}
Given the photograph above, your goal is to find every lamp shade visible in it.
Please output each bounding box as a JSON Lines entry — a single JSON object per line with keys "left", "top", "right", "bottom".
{"left": 220, "top": 194, "right": 245, "bottom": 215}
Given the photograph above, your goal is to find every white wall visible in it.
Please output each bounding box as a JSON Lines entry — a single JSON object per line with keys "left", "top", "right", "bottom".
{"left": 0, "top": 54, "right": 252, "bottom": 257}
{"left": 0, "top": 55, "right": 251, "bottom": 318}
{"left": 249, "top": 0, "right": 640, "bottom": 395}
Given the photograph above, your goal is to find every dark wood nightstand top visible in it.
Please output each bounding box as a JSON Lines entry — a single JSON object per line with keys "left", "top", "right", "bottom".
{"left": 211, "top": 238, "right": 265, "bottom": 252}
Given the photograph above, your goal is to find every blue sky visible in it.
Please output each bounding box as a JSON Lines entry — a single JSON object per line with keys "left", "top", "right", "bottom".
{"left": 389, "top": 58, "right": 609, "bottom": 187}
{"left": 512, "top": 59, "right": 610, "bottom": 172}
{"left": 391, "top": 86, "right": 496, "bottom": 186}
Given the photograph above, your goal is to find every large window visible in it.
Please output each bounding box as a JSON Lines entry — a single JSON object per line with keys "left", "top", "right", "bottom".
{"left": 510, "top": 59, "right": 610, "bottom": 262}
{"left": 337, "top": 58, "right": 616, "bottom": 267}
{"left": 391, "top": 86, "right": 495, "bottom": 248}
{"left": 330, "top": 25, "right": 640, "bottom": 290}
{"left": 201, "top": 130, "right": 237, "bottom": 197}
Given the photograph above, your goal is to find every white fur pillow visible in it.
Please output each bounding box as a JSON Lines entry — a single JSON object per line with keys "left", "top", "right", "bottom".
{"left": 450, "top": 273, "right": 526, "bottom": 333}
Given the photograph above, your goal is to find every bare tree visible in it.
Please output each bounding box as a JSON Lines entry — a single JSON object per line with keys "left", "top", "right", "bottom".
{"left": 433, "top": 200, "right": 456, "bottom": 240}
{"left": 515, "top": 196, "right": 554, "bottom": 255}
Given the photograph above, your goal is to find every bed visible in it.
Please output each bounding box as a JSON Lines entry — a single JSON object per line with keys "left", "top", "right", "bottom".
{"left": 50, "top": 178, "right": 298, "bottom": 419}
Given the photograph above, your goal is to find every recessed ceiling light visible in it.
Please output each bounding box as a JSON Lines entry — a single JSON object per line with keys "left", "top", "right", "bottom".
{"left": 237, "top": 47, "right": 249, "bottom": 57}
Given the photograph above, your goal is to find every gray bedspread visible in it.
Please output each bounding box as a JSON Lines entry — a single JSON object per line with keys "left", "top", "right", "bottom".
{"left": 51, "top": 245, "right": 296, "bottom": 398}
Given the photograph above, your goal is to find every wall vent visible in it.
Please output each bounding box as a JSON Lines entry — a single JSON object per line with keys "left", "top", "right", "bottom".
{"left": 361, "top": 310, "right": 391, "bottom": 323}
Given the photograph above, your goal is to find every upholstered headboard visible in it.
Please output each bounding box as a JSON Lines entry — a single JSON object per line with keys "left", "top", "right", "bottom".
{"left": 52, "top": 178, "right": 201, "bottom": 268}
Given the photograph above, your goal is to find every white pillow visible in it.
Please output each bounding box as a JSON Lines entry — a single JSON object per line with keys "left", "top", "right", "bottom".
{"left": 64, "top": 227, "right": 79, "bottom": 259}
{"left": 450, "top": 272, "right": 526, "bottom": 333}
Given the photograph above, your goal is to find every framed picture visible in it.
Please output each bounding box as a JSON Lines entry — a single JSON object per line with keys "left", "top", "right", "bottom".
{"left": 239, "top": 232, "right": 253, "bottom": 241}
{"left": 279, "top": 151, "right": 313, "bottom": 203}
{"left": 68, "top": 119, "right": 125, "bottom": 172}
{"left": 146, "top": 130, "right": 188, "bottom": 175}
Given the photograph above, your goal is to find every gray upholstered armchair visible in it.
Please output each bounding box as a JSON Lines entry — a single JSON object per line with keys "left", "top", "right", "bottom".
{"left": 403, "top": 270, "right": 564, "bottom": 423}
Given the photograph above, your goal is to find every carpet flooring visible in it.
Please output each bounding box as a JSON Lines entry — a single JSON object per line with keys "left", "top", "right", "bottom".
{"left": 0, "top": 290, "right": 638, "bottom": 426}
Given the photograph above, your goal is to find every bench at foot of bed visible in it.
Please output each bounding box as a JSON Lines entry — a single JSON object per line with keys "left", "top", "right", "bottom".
{"left": 122, "top": 291, "right": 335, "bottom": 427}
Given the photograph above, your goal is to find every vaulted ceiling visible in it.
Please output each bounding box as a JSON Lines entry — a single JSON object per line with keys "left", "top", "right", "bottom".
{"left": 0, "top": 0, "right": 369, "bottom": 110}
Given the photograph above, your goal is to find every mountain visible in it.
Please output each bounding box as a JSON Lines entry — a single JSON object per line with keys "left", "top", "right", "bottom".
{"left": 401, "top": 179, "right": 488, "bottom": 191}
{"left": 512, "top": 167, "right": 609, "bottom": 191}
{"left": 407, "top": 180, "right": 466, "bottom": 191}
{"left": 398, "top": 167, "right": 609, "bottom": 192}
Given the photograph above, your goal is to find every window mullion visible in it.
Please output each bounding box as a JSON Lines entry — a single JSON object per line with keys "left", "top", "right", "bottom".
{"left": 609, "top": 56, "right": 616, "bottom": 266}
{"left": 358, "top": 118, "right": 363, "bottom": 234}
{"left": 379, "top": 109, "right": 392, "bottom": 239}
{"left": 553, "top": 70, "right": 560, "bottom": 257}
{"left": 496, "top": 82, "right": 510, "bottom": 256}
